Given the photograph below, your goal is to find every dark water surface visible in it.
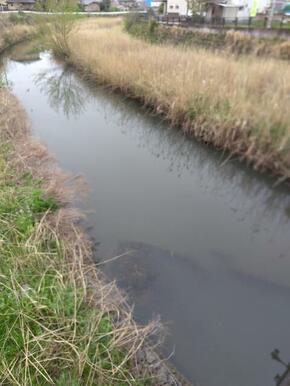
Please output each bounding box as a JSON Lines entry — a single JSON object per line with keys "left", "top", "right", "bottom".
{"left": 3, "top": 50, "right": 290, "bottom": 386}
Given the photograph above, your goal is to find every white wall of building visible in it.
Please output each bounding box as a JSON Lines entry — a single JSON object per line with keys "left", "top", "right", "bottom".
{"left": 151, "top": 0, "right": 162, "bottom": 7}
{"left": 167, "top": 0, "right": 188, "bottom": 15}
{"left": 223, "top": 6, "right": 240, "bottom": 17}
{"left": 233, "top": 0, "right": 270, "bottom": 17}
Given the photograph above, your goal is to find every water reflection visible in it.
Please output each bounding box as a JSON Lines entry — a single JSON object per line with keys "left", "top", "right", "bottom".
{"left": 272, "top": 349, "right": 290, "bottom": 385}
{"left": 0, "top": 59, "right": 9, "bottom": 88}
{"left": 104, "top": 107, "right": 290, "bottom": 226}
{"left": 0, "top": 70, "right": 7, "bottom": 88}
{"left": 72, "top": 79, "right": 290, "bottom": 225}
{"left": 34, "top": 66, "right": 89, "bottom": 118}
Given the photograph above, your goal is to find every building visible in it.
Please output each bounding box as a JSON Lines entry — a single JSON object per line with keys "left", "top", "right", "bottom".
{"left": 205, "top": 0, "right": 276, "bottom": 19}
{"left": 6, "top": 0, "right": 35, "bottom": 10}
{"left": 166, "top": 0, "right": 188, "bottom": 15}
{"left": 150, "top": 0, "right": 166, "bottom": 12}
{"left": 79, "top": 0, "right": 102, "bottom": 11}
{"left": 118, "top": 0, "right": 138, "bottom": 9}
{"left": 235, "top": 0, "right": 271, "bottom": 17}
{"left": 205, "top": 2, "right": 241, "bottom": 20}
{"left": 0, "top": 0, "right": 8, "bottom": 10}
{"left": 0, "top": 0, "right": 7, "bottom": 7}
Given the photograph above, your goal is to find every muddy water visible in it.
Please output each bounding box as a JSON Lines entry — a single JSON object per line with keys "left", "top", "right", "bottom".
{"left": 3, "top": 49, "right": 290, "bottom": 386}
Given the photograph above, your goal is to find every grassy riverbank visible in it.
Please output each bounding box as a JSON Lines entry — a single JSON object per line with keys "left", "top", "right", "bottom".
{"left": 125, "top": 19, "right": 290, "bottom": 60}
{"left": 0, "top": 86, "right": 159, "bottom": 386}
{"left": 0, "top": 15, "right": 35, "bottom": 52}
{"left": 60, "top": 17, "right": 290, "bottom": 180}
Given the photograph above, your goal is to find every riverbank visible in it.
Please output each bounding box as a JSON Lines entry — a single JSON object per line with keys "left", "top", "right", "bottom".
{"left": 60, "top": 17, "right": 290, "bottom": 181}
{"left": 125, "top": 19, "right": 290, "bottom": 60}
{"left": 0, "top": 87, "right": 161, "bottom": 384}
{"left": 0, "top": 15, "right": 35, "bottom": 53}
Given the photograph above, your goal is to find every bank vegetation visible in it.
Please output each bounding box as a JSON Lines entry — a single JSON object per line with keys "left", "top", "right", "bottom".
{"left": 0, "top": 15, "right": 35, "bottom": 53}
{"left": 125, "top": 18, "right": 290, "bottom": 61}
{"left": 60, "top": 17, "right": 290, "bottom": 180}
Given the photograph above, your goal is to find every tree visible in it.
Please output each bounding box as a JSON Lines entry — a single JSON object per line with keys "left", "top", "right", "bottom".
{"left": 37, "top": 0, "right": 79, "bottom": 58}
{"left": 189, "top": 0, "right": 207, "bottom": 16}
{"left": 158, "top": 2, "right": 164, "bottom": 14}
{"left": 101, "top": 0, "right": 111, "bottom": 11}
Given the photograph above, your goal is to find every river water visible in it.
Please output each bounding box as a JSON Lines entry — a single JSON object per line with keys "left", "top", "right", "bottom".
{"left": 2, "top": 48, "right": 290, "bottom": 386}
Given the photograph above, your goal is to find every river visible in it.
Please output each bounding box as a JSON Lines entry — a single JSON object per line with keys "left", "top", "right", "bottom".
{"left": 2, "top": 46, "right": 290, "bottom": 386}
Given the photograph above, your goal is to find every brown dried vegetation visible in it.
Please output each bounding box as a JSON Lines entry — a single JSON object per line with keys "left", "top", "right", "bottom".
{"left": 0, "top": 17, "right": 34, "bottom": 53}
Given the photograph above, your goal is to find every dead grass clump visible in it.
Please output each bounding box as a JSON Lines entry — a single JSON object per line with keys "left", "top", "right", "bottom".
{"left": 225, "top": 31, "right": 254, "bottom": 54}
{"left": 277, "top": 40, "right": 290, "bottom": 60}
{"left": 225, "top": 32, "right": 290, "bottom": 60}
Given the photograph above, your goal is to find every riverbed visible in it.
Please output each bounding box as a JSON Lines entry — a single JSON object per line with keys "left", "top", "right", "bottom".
{"left": 2, "top": 47, "right": 290, "bottom": 386}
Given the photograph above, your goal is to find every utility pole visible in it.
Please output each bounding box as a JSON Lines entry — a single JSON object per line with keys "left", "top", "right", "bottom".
{"left": 267, "top": 0, "right": 276, "bottom": 28}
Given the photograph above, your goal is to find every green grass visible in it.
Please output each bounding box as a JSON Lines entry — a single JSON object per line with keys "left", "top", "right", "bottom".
{"left": 0, "top": 130, "right": 152, "bottom": 385}
{"left": 222, "top": 20, "right": 290, "bottom": 29}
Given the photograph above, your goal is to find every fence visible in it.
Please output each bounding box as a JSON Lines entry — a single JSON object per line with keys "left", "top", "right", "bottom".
{"left": 138, "top": 13, "right": 290, "bottom": 32}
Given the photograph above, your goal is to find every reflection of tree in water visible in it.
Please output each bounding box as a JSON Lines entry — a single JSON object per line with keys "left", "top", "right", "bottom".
{"left": 0, "top": 59, "right": 9, "bottom": 88}
{"left": 272, "top": 349, "right": 290, "bottom": 386}
{"left": 90, "top": 89, "right": 290, "bottom": 227}
{"left": 34, "top": 67, "right": 89, "bottom": 118}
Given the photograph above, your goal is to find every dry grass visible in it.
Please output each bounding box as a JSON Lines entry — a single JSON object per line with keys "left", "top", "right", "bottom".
{"left": 0, "top": 88, "right": 162, "bottom": 385}
{"left": 87, "top": 16, "right": 123, "bottom": 29}
{"left": 224, "top": 30, "right": 288, "bottom": 58}
{"left": 224, "top": 31, "right": 255, "bottom": 54}
{"left": 0, "top": 18, "right": 34, "bottom": 53}
{"left": 277, "top": 40, "right": 290, "bottom": 59}
{"left": 64, "top": 18, "right": 290, "bottom": 180}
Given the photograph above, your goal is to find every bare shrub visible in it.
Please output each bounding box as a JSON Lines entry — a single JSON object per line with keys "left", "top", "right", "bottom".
{"left": 43, "top": 14, "right": 78, "bottom": 57}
